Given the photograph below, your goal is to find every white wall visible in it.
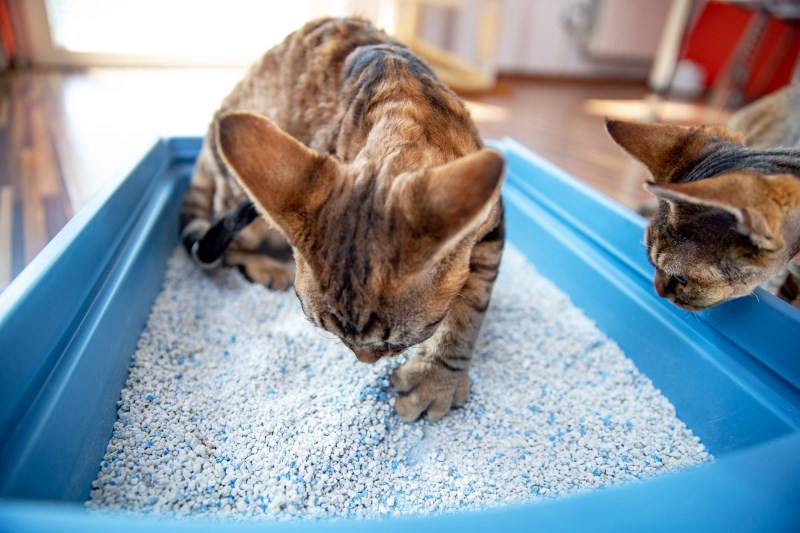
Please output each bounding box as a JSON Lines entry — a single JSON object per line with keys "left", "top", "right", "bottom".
{"left": 420, "top": 0, "right": 673, "bottom": 80}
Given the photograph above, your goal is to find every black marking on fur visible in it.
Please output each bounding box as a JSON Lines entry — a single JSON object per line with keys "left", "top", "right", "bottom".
{"left": 423, "top": 318, "right": 444, "bottom": 332}
{"left": 778, "top": 273, "right": 800, "bottom": 303}
{"left": 684, "top": 147, "right": 800, "bottom": 183}
{"left": 236, "top": 265, "right": 254, "bottom": 283}
{"left": 466, "top": 298, "right": 491, "bottom": 313}
{"left": 181, "top": 231, "right": 202, "bottom": 255}
{"left": 344, "top": 43, "right": 434, "bottom": 83}
{"left": 324, "top": 311, "right": 355, "bottom": 338}
{"left": 193, "top": 199, "right": 259, "bottom": 265}
{"left": 470, "top": 259, "right": 502, "bottom": 275}
{"left": 389, "top": 45, "right": 436, "bottom": 78}
{"left": 343, "top": 43, "right": 447, "bottom": 130}
{"left": 347, "top": 62, "right": 386, "bottom": 129}
{"left": 434, "top": 357, "right": 465, "bottom": 373}
{"left": 359, "top": 312, "right": 379, "bottom": 336}
{"left": 417, "top": 74, "right": 459, "bottom": 119}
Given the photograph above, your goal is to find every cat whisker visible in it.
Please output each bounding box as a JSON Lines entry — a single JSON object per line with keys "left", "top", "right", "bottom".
{"left": 312, "top": 328, "right": 339, "bottom": 341}
{"left": 750, "top": 291, "right": 760, "bottom": 303}
{"left": 681, "top": 310, "right": 703, "bottom": 324}
{"left": 300, "top": 315, "right": 340, "bottom": 341}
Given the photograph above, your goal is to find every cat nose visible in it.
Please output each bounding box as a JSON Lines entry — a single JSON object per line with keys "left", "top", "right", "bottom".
{"left": 654, "top": 271, "right": 670, "bottom": 297}
{"left": 350, "top": 345, "right": 389, "bottom": 364}
{"left": 349, "top": 344, "right": 403, "bottom": 364}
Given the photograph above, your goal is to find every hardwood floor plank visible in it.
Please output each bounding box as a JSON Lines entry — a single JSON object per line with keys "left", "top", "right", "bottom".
{"left": 0, "top": 86, "right": 8, "bottom": 129}
{"left": 29, "top": 105, "right": 63, "bottom": 197}
{"left": 43, "top": 75, "right": 81, "bottom": 210}
{"left": 0, "top": 186, "right": 12, "bottom": 290}
{"left": 20, "top": 148, "right": 48, "bottom": 264}
{"left": 11, "top": 196, "right": 25, "bottom": 278}
{"left": 43, "top": 193, "right": 71, "bottom": 240}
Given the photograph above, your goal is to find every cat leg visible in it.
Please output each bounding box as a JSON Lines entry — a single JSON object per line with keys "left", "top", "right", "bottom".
{"left": 224, "top": 249, "right": 295, "bottom": 290}
{"left": 391, "top": 223, "right": 504, "bottom": 422}
{"left": 180, "top": 154, "right": 216, "bottom": 260}
{"left": 776, "top": 261, "right": 800, "bottom": 307}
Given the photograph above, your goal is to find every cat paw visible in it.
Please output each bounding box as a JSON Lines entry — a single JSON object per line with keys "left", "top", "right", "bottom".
{"left": 232, "top": 254, "right": 294, "bottom": 290}
{"left": 390, "top": 357, "right": 470, "bottom": 422}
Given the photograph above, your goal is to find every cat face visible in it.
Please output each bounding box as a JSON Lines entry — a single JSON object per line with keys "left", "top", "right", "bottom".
{"left": 217, "top": 112, "right": 504, "bottom": 361}
{"left": 644, "top": 198, "right": 779, "bottom": 310}
{"left": 607, "top": 119, "right": 794, "bottom": 311}
{"left": 291, "top": 236, "right": 471, "bottom": 363}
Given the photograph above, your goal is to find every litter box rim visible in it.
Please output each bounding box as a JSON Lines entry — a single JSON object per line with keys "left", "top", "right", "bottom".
{"left": 0, "top": 137, "right": 797, "bottom": 531}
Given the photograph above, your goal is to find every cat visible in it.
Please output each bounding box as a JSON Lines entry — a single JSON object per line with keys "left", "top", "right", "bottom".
{"left": 606, "top": 116, "right": 800, "bottom": 311}
{"left": 179, "top": 17, "right": 506, "bottom": 422}
{"left": 728, "top": 84, "right": 800, "bottom": 150}
{"left": 728, "top": 84, "right": 800, "bottom": 306}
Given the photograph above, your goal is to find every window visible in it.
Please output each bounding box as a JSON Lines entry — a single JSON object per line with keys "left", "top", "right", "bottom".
{"left": 21, "top": 0, "right": 389, "bottom": 66}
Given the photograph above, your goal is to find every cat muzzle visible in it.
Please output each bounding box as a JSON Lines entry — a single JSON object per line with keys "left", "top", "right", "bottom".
{"left": 349, "top": 345, "right": 403, "bottom": 364}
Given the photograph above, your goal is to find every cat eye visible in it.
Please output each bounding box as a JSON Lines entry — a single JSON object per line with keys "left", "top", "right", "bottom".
{"left": 671, "top": 274, "right": 688, "bottom": 286}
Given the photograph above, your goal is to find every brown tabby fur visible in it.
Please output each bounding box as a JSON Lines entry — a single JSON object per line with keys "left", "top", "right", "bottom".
{"left": 729, "top": 84, "right": 800, "bottom": 307}
{"left": 728, "top": 84, "right": 800, "bottom": 150}
{"left": 179, "top": 17, "right": 506, "bottom": 421}
{"left": 607, "top": 117, "right": 800, "bottom": 311}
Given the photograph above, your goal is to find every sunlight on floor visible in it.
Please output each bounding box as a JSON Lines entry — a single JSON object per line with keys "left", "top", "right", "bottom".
{"left": 583, "top": 97, "right": 728, "bottom": 125}
{"left": 58, "top": 68, "right": 243, "bottom": 207}
{"left": 464, "top": 100, "right": 510, "bottom": 123}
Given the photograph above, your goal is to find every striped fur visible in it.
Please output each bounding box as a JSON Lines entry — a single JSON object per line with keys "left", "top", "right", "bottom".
{"left": 728, "top": 84, "right": 800, "bottom": 149}
{"left": 179, "top": 17, "right": 506, "bottom": 421}
{"left": 607, "top": 118, "right": 800, "bottom": 310}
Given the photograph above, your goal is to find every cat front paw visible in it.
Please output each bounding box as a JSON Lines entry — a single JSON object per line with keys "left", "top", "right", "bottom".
{"left": 227, "top": 252, "right": 294, "bottom": 290}
{"left": 238, "top": 262, "right": 294, "bottom": 290}
{"left": 390, "top": 357, "right": 470, "bottom": 422}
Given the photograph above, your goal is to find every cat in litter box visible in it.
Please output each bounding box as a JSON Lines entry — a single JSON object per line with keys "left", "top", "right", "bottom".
{"left": 179, "top": 17, "right": 506, "bottom": 421}
{"left": 606, "top": 87, "right": 800, "bottom": 311}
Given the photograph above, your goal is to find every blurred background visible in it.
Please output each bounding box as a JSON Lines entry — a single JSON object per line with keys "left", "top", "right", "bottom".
{"left": 1, "top": 0, "right": 799, "bottom": 290}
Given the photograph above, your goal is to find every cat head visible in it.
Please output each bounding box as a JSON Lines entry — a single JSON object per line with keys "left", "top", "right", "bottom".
{"left": 607, "top": 119, "right": 795, "bottom": 311}
{"left": 217, "top": 111, "right": 504, "bottom": 361}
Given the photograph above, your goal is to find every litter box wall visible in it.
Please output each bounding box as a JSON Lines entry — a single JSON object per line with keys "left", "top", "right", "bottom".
{"left": 0, "top": 137, "right": 798, "bottom": 530}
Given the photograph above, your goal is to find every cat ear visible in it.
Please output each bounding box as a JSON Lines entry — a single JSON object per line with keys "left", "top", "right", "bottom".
{"left": 644, "top": 172, "right": 786, "bottom": 251}
{"left": 216, "top": 111, "right": 338, "bottom": 245}
{"left": 397, "top": 148, "right": 505, "bottom": 269}
{"left": 605, "top": 119, "right": 694, "bottom": 182}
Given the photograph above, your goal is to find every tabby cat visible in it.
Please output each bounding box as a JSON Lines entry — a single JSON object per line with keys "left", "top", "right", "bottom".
{"left": 606, "top": 115, "right": 800, "bottom": 311}
{"left": 179, "top": 17, "right": 506, "bottom": 422}
{"left": 728, "top": 84, "right": 800, "bottom": 306}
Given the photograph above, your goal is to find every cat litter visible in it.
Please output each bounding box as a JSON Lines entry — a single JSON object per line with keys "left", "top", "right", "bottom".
{"left": 87, "top": 244, "right": 711, "bottom": 520}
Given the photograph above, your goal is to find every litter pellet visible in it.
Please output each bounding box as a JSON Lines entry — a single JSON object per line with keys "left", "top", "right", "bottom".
{"left": 87, "top": 244, "right": 712, "bottom": 520}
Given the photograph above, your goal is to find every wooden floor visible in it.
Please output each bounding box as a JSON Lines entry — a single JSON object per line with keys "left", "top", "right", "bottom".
{"left": 0, "top": 68, "right": 728, "bottom": 291}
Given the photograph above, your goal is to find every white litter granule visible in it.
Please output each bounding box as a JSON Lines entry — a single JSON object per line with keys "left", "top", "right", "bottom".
{"left": 87, "top": 244, "right": 711, "bottom": 520}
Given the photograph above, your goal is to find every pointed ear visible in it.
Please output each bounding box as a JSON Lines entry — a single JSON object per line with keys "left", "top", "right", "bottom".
{"left": 216, "top": 111, "right": 338, "bottom": 245}
{"left": 397, "top": 148, "right": 505, "bottom": 268}
{"left": 605, "top": 119, "right": 695, "bottom": 182}
{"left": 644, "top": 172, "right": 787, "bottom": 251}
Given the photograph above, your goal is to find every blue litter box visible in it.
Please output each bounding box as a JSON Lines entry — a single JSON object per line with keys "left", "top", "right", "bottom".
{"left": 1, "top": 138, "right": 798, "bottom": 531}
